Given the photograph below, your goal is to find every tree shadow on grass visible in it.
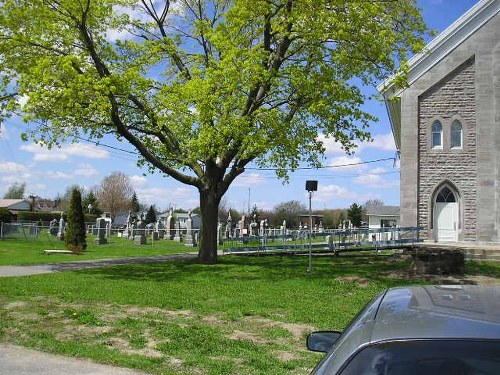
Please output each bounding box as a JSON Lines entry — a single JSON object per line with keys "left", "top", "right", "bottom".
{"left": 73, "top": 254, "right": 411, "bottom": 285}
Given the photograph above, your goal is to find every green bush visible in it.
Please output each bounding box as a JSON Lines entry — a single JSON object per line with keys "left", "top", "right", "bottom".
{"left": 17, "top": 211, "right": 62, "bottom": 224}
{"left": 0, "top": 208, "right": 12, "bottom": 223}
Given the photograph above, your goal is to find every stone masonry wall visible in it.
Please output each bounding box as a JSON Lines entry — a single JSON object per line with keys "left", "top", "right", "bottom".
{"left": 418, "top": 59, "right": 476, "bottom": 241}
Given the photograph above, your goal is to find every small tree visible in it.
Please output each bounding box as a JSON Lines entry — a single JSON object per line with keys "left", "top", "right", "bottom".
{"left": 272, "top": 200, "right": 307, "bottom": 228}
{"left": 82, "top": 190, "right": 102, "bottom": 216}
{"left": 65, "top": 188, "right": 86, "bottom": 253}
{"left": 3, "top": 183, "right": 26, "bottom": 199}
{"left": 145, "top": 205, "right": 157, "bottom": 224}
{"left": 130, "top": 192, "right": 140, "bottom": 214}
{"left": 347, "top": 203, "right": 363, "bottom": 228}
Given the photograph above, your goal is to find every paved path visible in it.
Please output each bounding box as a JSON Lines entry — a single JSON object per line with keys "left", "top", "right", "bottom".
{"left": 0, "top": 343, "right": 150, "bottom": 375}
{"left": 0, "top": 253, "right": 199, "bottom": 277}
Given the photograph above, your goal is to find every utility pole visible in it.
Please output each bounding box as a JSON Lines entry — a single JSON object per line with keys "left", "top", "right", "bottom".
{"left": 305, "top": 180, "right": 318, "bottom": 276}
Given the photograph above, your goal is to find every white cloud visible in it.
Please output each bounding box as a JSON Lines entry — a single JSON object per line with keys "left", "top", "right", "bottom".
{"left": 130, "top": 175, "right": 147, "bottom": 187}
{"left": 0, "top": 123, "right": 9, "bottom": 139}
{"left": 64, "top": 144, "right": 110, "bottom": 159}
{"left": 327, "top": 156, "right": 367, "bottom": 172}
{"left": 106, "top": 1, "right": 184, "bottom": 42}
{"left": 136, "top": 186, "right": 198, "bottom": 209}
{"left": 314, "top": 184, "right": 359, "bottom": 202}
{"left": 20, "top": 143, "right": 109, "bottom": 162}
{"left": 74, "top": 163, "right": 99, "bottom": 177}
{"left": 357, "top": 133, "right": 396, "bottom": 152}
{"left": 0, "top": 161, "right": 29, "bottom": 175}
{"left": 20, "top": 144, "right": 68, "bottom": 161}
{"left": 233, "top": 173, "right": 265, "bottom": 187}
{"left": 317, "top": 133, "right": 345, "bottom": 155}
{"left": 45, "top": 171, "right": 72, "bottom": 179}
{"left": 353, "top": 173, "right": 399, "bottom": 189}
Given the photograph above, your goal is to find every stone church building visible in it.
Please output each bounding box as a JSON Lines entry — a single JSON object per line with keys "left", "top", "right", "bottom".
{"left": 379, "top": 0, "right": 499, "bottom": 243}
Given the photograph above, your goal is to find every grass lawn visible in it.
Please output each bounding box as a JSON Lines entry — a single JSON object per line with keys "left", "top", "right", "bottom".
{"left": 0, "top": 235, "right": 195, "bottom": 266}
{"left": 2, "top": 254, "right": 498, "bottom": 374}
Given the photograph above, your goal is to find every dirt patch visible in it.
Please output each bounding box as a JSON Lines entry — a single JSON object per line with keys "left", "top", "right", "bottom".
{"left": 201, "top": 314, "right": 225, "bottom": 327}
{"left": 273, "top": 350, "right": 300, "bottom": 362}
{"left": 3, "top": 301, "right": 28, "bottom": 309}
{"left": 229, "top": 330, "right": 268, "bottom": 344}
{"left": 241, "top": 316, "right": 316, "bottom": 341}
{"left": 336, "top": 276, "right": 370, "bottom": 288}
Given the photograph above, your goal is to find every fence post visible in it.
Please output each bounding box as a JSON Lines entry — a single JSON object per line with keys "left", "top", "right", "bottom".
{"left": 0, "top": 222, "right": 3, "bottom": 239}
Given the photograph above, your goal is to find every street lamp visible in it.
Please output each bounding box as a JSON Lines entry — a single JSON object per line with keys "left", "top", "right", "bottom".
{"left": 305, "top": 180, "right": 318, "bottom": 275}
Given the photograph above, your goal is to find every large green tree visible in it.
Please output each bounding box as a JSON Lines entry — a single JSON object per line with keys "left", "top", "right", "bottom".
{"left": 0, "top": 0, "right": 427, "bottom": 263}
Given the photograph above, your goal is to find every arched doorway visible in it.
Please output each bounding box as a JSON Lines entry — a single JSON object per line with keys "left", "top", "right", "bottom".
{"left": 433, "top": 186, "right": 459, "bottom": 242}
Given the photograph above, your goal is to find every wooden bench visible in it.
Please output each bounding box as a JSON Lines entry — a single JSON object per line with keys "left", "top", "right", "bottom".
{"left": 43, "top": 249, "right": 75, "bottom": 255}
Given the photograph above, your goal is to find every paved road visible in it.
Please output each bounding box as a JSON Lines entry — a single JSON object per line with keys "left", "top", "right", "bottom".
{"left": 0, "top": 252, "right": 199, "bottom": 277}
{"left": 0, "top": 344, "right": 150, "bottom": 375}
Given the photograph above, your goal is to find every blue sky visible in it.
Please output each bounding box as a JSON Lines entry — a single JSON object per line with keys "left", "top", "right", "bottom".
{"left": 0, "top": 0, "right": 479, "bottom": 213}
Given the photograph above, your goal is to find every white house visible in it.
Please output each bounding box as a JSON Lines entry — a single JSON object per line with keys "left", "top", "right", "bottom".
{"left": 367, "top": 205, "right": 400, "bottom": 230}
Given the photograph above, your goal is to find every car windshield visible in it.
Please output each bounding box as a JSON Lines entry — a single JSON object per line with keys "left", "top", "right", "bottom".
{"left": 340, "top": 340, "right": 500, "bottom": 375}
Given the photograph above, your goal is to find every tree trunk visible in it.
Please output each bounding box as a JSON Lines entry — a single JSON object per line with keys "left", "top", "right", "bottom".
{"left": 198, "top": 188, "right": 221, "bottom": 264}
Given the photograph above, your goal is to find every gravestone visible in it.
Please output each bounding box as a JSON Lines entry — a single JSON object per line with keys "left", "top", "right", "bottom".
{"left": 217, "top": 222, "right": 223, "bottom": 245}
{"left": 166, "top": 208, "right": 174, "bottom": 240}
{"left": 48, "top": 218, "right": 58, "bottom": 236}
{"left": 173, "top": 221, "right": 182, "bottom": 242}
{"left": 129, "top": 220, "right": 136, "bottom": 240}
{"left": 184, "top": 211, "right": 196, "bottom": 247}
{"left": 57, "top": 214, "right": 65, "bottom": 240}
{"left": 155, "top": 219, "right": 165, "bottom": 239}
{"left": 95, "top": 218, "right": 108, "bottom": 244}
{"left": 123, "top": 210, "right": 132, "bottom": 238}
{"left": 134, "top": 233, "right": 147, "bottom": 245}
{"left": 225, "top": 211, "right": 232, "bottom": 239}
{"left": 325, "top": 235, "right": 334, "bottom": 249}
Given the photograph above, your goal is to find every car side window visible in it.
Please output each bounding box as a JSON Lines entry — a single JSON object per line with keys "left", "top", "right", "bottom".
{"left": 339, "top": 340, "right": 500, "bottom": 375}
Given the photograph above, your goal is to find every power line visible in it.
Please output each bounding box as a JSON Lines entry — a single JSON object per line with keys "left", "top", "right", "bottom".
{"left": 245, "top": 157, "right": 396, "bottom": 171}
{"left": 75, "top": 135, "right": 397, "bottom": 171}
{"left": 4, "top": 119, "right": 397, "bottom": 172}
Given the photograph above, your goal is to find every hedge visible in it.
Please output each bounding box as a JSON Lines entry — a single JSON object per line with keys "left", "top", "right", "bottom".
{"left": 15, "top": 211, "right": 98, "bottom": 224}
{"left": 0, "top": 208, "right": 12, "bottom": 223}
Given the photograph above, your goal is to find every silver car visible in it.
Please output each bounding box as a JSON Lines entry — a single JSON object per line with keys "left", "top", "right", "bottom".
{"left": 307, "top": 285, "right": 500, "bottom": 374}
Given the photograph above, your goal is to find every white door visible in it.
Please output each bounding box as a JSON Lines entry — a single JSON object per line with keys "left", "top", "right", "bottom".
{"left": 435, "top": 202, "right": 458, "bottom": 242}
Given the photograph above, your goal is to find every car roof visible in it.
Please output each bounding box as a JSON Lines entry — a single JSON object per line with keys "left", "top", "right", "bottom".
{"left": 371, "top": 285, "right": 500, "bottom": 342}
{"left": 311, "top": 285, "right": 500, "bottom": 375}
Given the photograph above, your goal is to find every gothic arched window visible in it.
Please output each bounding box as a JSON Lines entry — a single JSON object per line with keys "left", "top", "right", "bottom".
{"left": 436, "top": 186, "right": 456, "bottom": 202}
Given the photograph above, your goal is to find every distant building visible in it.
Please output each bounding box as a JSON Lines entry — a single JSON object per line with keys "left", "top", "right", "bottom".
{"left": 297, "top": 214, "right": 324, "bottom": 228}
{"left": 0, "top": 199, "right": 31, "bottom": 212}
{"left": 379, "top": 0, "right": 499, "bottom": 243}
{"left": 366, "top": 206, "right": 400, "bottom": 230}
